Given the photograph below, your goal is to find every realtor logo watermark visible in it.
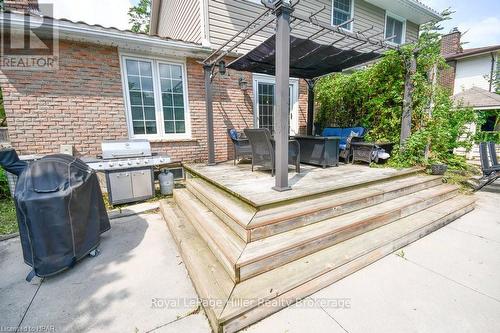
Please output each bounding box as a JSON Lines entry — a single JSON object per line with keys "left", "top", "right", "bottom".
{"left": 0, "top": 4, "right": 59, "bottom": 70}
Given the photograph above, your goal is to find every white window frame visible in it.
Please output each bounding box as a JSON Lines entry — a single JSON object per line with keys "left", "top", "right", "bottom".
{"left": 120, "top": 53, "right": 192, "bottom": 141}
{"left": 384, "top": 11, "right": 406, "bottom": 45}
{"left": 331, "top": 0, "right": 355, "bottom": 32}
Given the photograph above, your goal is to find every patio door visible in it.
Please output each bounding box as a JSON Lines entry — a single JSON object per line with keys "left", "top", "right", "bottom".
{"left": 253, "top": 74, "right": 299, "bottom": 136}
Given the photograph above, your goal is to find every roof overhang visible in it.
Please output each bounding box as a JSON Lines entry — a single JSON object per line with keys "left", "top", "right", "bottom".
{"left": 227, "top": 35, "right": 382, "bottom": 79}
{"left": 0, "top": 12, "right": 210, "bottom": 59}
{"left": 365, "top": 0, "right": 442, "bottom": 24}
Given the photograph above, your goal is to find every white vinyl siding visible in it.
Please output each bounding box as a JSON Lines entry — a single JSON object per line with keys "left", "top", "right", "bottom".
{"left": 157, "top": 0, "right": 202, "bottom": 44}
{"left": 122, "top": 56, "right": 191, "bottom": 140}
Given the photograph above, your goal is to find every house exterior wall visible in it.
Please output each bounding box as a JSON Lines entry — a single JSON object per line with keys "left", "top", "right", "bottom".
{"left": 0, "top": 40, "right": 308, "bottom": 163}
{"left": 453, "top": 52, "right": 499, "bottom": 95}
{"left": 205, "top": 0, "right": 419, "bottom": 53}
{"left": 154, "top": 0, "right": 421, "bottom": 53}
{"left": 156, "top": 0, "right": 202, "bottom": 44}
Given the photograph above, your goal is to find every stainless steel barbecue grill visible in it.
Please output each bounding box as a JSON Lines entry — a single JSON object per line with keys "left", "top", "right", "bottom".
{"left": 84, "top": 139, "right": 171, "bottom": 205}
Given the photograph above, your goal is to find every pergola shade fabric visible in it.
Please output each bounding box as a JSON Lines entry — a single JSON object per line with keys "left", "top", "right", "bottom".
{"left": 227, "top": 34, "right": 382, "bottom": 79}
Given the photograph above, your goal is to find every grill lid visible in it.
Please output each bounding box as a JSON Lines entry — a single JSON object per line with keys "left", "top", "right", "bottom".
{"left": 101, "top": 139, "right": 152, "bottom": 159}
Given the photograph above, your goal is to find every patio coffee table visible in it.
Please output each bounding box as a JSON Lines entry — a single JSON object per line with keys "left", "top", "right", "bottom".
{"left": 293, "top": 135, "right": 340, "bottom": 168}
{"left": 351, "top": 142, "right": 394, "bottom": 164}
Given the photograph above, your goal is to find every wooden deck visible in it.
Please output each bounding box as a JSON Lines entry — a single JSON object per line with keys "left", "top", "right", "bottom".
{"left": 161, "top": 161, "right": 476, "bottom": 333}
{"left": 184, "top": 161, "right": 422, "bottom": 208}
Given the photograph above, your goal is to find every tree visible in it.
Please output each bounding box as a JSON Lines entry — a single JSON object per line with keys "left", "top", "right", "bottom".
{"left": 128, "top": 0, "right": 151, "bottom": 33}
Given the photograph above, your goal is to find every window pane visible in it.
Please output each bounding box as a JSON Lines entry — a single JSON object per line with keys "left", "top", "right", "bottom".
{"left": 130, "top": 91, "right": 142, "bottom": 105}
{"left": 171, "top": 80, "right": 183, "bottom": 93}
{"left": 171, "top": 65, "right": 182, "bottom": 80}
{"left": 141, "top": 77, "right": 153, "bottom": 92}
{"left": 386, "top": 16, "right": 404, "bottom": 44}
{"left": 165, "top": 121, "right": 175, "bottom": 133}
{"left": 162, "top": 93, "right": 173, "bottom": 107}
{"left": 139, "top": 61, "right": 152, "bottom": 76}
{"left": 131, "top": 106, "right": 143, "bottom": 120}
{"left": 164, "top": 107, "right": 174, "bottom": 120}
{"left": 144, "top": 107, "right": 155, "bottom": 120}
{"left": 145, "top": 121, "right": 157, "bottom": 134}
{"left": 142, "top": 92, "right": 155, "bottom": 106}
{"left": 174, "top": 107, "right": 185, "bottom": 120}
{"left": 333, "top": 0, "right": 351, "bottom": 29}
{"left": 125, "top": 59, "right": 157, "bottom": 136}
{"left": 172, "top": 94, "right": 184, "bottom": 107}
{"left": 126, "top": 60, "right": 139, "bottom": 75}
{"left": 159, "top": 64, "right": 171, "bottom": 78}
{"left": 175, "top": 121, "right": 185, "bottom": 133}
{"left": 133, "top": 121, "right": 145, "bottom": 134}
{"left": 128, "top": 75, "right": 141, "bottom": 91}
{"left": 160, "top": 79, "right": 172, "bottom": 92}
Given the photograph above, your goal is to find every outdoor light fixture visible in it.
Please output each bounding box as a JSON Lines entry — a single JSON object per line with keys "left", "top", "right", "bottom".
{"left": 238, "top": 76, "right": 249, "bottom": 91}
{"left": 218, "top": 60, "right": 226, "bottom": 76}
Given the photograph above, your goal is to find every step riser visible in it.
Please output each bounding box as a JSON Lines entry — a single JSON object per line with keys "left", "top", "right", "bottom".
{"left": 174, "top": 191, "right": 239, "bottom": 282}
{"left": 250, "top": 177, "right": 443, "bottom": 241}
{"left": 186, "top": 183, "right": 250, "bottom": 242}
{"left": 238, "top": 188, "right": 458, "bottom": 281}
{"left": 221, "top": 203, "right": 475, "bottom": 333}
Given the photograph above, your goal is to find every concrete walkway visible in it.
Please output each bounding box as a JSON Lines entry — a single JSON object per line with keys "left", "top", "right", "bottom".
{"left": 1, "top": 181, "right": 499, "bottom": 333}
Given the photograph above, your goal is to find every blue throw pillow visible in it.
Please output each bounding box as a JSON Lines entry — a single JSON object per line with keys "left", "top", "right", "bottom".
{"left": 229, "top": 129, "right": 239, "bottom": 140}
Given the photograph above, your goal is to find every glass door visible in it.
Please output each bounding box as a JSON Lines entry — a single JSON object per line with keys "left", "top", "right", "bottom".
{"left": 254, "top": 75, "right": 299, "bottom": 135}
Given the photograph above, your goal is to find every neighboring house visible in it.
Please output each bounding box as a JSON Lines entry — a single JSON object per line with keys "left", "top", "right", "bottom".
{"left": 439, "top": 29, "right": 500, "bottom": 159}
{"left": 0, "top": 0, "right": 440, "bottom": 163}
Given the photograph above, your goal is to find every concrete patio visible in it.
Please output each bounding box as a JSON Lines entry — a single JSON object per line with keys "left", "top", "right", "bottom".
{"left": 1, "top": 181, "right": 499, "bottom": 333}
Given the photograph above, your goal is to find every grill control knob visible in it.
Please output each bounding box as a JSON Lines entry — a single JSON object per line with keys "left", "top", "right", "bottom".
{"left": 118, "top": 162, "right": 124, "bottom": 166}
{"left": 136, "top": 161, "right": 140, "bottom": 165}
{"left": 128, "top": 161, "right": 132, "bottom": 165}
{"left": 109, "top": 162, "right": 114, "bottom": 167}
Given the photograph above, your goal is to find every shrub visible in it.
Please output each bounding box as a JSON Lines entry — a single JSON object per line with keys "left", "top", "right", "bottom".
{"left": 0, "top": 168, "right": 11, "bottom": 200}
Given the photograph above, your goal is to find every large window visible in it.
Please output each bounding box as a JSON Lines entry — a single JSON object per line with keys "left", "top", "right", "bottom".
{"left": 332, "top": 0, "right": 353, "bottom": 30}
{"left": 122, "top": 57, "right": 190, "bottom": 139}
{"left": 385, "top": 13, "right": 406, "bottom": 45}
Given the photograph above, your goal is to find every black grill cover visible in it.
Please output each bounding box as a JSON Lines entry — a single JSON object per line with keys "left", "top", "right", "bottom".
{"left": 14, "top": 154, "right": 110, "bottom": 278}
{"left": 0, "top": 148, "right": 28, "bottom": 176}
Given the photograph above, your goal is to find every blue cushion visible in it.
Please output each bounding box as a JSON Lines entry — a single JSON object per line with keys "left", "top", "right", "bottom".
{"left": 322, "top": 127, "right": 342, "bottom": 137}
{"left": 349, "top": 127, "right": 365, "bottom": 137}
{"left": 339, "top": 143, "right": 347, "bottom": 150}
{"left": 229, "top": 128, "right": 239, "bottom": 140}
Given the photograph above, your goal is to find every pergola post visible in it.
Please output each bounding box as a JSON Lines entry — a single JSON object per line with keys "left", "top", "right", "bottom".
{"left": 400, "top": 53, "right": 417, "bottom": 147}
{"left": 203, "top": 64, "right": 216, "bottom": 165}
{"left": 306, "top": 79, "right": 315, "bottom": 136}
{"left": 272, "top": 0, "right": 293, "bottom": 192}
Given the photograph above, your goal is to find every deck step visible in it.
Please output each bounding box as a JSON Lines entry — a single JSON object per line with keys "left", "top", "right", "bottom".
{"left": 248, "top": 174, "right": 443, "bottom": 240}
{"left": 186, "top": 177, "right": 256, "bottom": 242}
{"left": 236, "top": 183, "right": 458, "bottom": 281}
{"left": 159, "top": 199, "right": 234, "bottom": 333}
{"left": 174, "top": 189, "right": 246, "bottom": 282}
{"left": 219, "top": 195, "right": 476, "bottom": 333}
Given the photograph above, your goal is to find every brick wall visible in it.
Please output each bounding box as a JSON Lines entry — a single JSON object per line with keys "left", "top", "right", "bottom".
{"left": 0, "top": 41, "right": 309, "bottom": 163}
{"left": 0, "top": 40, "right": 129, "bottom": 156}
{"left": 439, "top": 29, "right": 461, "bottom": 94}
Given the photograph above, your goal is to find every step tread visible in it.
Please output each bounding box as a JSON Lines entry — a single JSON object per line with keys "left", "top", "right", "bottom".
{"left": 220, "top": 195, "right": 475, "bottom": 323}
{"left": 187, "top": 177, "right": 256, "bottom": 228}
{"left": 159, "top": 199, "right": 233, "bottom": 325}
{"left": 174, "top": 189, "right": 245, "bottom": 279}
{"left": 237, "top": 183, "right": 457, "bottom": 267}
{"left": 249, "top": 174, "right": 442, "bottom": 228}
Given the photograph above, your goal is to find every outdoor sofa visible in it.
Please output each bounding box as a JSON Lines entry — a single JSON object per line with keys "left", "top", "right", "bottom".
{"left": 322, "top": 127, "right": 366, "bottom": 162}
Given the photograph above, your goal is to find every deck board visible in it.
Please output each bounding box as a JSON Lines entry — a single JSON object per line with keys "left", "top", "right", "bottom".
{"left": 184, "top": 162, "right": 422, "bottom": 208}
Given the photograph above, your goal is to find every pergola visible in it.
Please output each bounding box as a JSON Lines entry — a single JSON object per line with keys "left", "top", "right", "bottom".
{"left": 202, "top": 0, "right": 400, "bottom": 191}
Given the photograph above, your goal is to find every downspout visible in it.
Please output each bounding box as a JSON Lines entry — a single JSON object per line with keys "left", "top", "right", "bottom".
{"left": 149, "top": 0, "right": 161, "bottom": 36}
{"left": 489, "top": 52, "right": 495, "bottom": 92}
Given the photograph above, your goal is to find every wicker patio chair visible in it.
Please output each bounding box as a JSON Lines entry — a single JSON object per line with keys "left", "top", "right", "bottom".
{"left": 488, "top": 141, "right": 499, "bottom": 167}
{"left": 476, "top": 142, "right": 499, "bottom": 190}
{"left": 227, "top": 128, "right": 252, "bottom": 165}
{"left": 243, "top": 128, "right": 300, "bottom": 176}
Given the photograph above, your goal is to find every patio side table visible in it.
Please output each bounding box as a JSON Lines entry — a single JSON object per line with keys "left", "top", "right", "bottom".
{"left": 293, "top": 135, "right": 340, "bottom": 168}
{"left": 351, "top": 142, "right": 394, "bottom": 164}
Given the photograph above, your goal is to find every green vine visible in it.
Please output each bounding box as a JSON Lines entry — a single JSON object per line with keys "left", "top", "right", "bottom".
{"left": 314, "top": 9, "right": 477, "bottom": 169}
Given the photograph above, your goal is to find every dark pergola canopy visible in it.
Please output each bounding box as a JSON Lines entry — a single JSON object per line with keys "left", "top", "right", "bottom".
{"left": 228, "top": 34, "right": 382, "bottom": 79}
